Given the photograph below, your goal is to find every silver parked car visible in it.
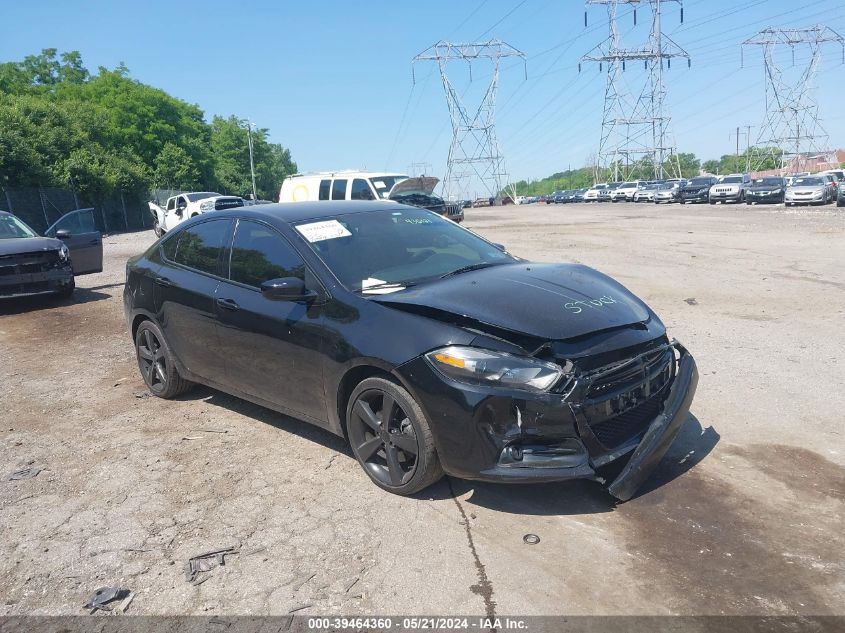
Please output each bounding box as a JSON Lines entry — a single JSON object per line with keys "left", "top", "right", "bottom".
{"left": 785, "top": 176, "right": 832, "bottom": 206}
{"left": 709, "top": 174, "right": 750, "bottom": 204}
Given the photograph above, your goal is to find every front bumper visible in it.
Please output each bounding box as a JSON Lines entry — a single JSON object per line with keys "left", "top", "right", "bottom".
{"left": 398, "top": 341, "right": 698, "bottom": 500}
{"left": 710, "top": 191, "right": 742, "bottom": 203}
{"left": 680, "top": 191, "right": 709, "bottom": 203}
{"left": 747, "top": 192, "right": 784, "bottom": 203}
{"left": 0, "top": 266, "right": 74, "bottom": 299}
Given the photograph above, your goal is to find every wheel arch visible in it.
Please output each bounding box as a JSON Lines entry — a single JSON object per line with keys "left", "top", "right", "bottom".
{"left": 335, "top": 361, "right": 413, "bottom": 441}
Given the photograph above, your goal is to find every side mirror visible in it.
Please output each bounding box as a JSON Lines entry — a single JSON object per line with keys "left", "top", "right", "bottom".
{"left": 260, "top": 277, "right": 317, "bottom": 303}
{"left": 55, "top": 229, "right": 72, "bottom": 239}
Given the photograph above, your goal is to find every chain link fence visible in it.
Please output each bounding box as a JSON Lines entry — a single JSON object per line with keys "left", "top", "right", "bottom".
{"left": 1, "top": 186, "right": 153, "bottom": 235}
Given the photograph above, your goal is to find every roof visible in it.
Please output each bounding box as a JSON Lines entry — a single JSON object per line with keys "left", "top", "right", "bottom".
{"left": 223, "top": 200, "right": 412, "bottom": 223}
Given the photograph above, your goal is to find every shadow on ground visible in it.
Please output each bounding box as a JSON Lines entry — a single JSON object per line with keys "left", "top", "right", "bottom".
{"left": 176, "top": 384, "right": 720, "bottom": 518}
{"left": 0, "top": 286, "right": 111, "bottom": 315}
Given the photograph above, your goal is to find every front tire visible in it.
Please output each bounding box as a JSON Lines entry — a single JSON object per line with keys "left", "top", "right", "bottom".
{"left": 135, "top": 320, "right": 193, "bottom": 398}
{"left": 56, "top": 278, "right": 75, "bottom": 299}
{"left": 347, "top": 377, "right": 443, "bottom": 495}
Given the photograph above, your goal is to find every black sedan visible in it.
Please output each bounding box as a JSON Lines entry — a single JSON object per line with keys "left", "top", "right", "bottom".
{"left": 1, "top": 209, "right": 103, "bottom": 299}
{"left": 746, "top": 177, "right": 786, "bottom": 205}
{"left": 124, "top": 202, "right": 697, "bottom": 500}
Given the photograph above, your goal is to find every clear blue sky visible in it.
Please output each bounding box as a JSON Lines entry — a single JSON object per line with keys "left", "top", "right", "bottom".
{"left": 4, "top": 0, "right": 845, "bottom": 193}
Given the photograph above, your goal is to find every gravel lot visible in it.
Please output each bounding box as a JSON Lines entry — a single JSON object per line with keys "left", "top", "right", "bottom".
{"left": 1, "top": 201, "right": 843, "bottom": 616}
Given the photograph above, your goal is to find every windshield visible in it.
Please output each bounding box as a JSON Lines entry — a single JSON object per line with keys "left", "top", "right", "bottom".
{"left": 621, "top": 182, "right": 637, "bottom": 188}
{"left": 720, "top": 177, "right": 743, "bottom": 184}
{"left": 0, "top": 213, "right": 38, "bottom": 239}
{"left": 753, "top": 178, "right": 783, "bottom": 186}
{"left": 295, "top": 208, "right": 515, "bottom": 293}
{"left": 793, "top": 177, "right": 824, "bottom": 186}
{"left": 688, "top": 178, "right": 712, "bottom": 186}
{"left": 369, "top": 176, "right": 409, "bottom": 199}
{"left": 185, "top": 192, "right": 222, "bottom": 202}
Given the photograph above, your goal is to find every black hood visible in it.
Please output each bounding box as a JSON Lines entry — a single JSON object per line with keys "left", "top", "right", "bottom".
{"left": 373, "top": 263, "right": 655, "bottom": 341}
{"left": 0, "top": 236, "right": 64, "bottom": 257}
{"left": 748, "top": 184, "right": 784, "bottom": 191}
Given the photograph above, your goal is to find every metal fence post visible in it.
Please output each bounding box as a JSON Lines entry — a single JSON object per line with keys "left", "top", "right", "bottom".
{"left": 38, "top": 187, "right": 50, "bottom": 228}
{"left": 120, "top": 192, "right": 129, "bottom": 230}
{"left": 100, "top": 204, "right": 109, "bottom": 234}
{"left": 4, "top": 190, "right": 13, "bottom": 214}
{"left": 72, "top": 190, "right": 79, "bottom": 210}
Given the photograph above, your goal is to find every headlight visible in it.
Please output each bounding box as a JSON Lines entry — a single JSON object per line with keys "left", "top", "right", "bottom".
{"left": 58, "top": 245, "right": 69, "bottom": 262}
{"left": 200, "top": 200, "right": 215, "bottom": 211}
{"left": 425, "top": 346, "right": 565, "bottom": 392}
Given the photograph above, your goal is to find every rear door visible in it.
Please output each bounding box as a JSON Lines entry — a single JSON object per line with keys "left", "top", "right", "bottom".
{"left": 45, "top": 208, "right": 102, "bottom": 274}
{"left": 156, "top": 218, "right": 233, "bottom": 384}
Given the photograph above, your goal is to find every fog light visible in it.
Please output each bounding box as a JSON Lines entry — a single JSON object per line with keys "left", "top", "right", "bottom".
{"left": 509, "top": 445, "right": 523, "bottom": 461}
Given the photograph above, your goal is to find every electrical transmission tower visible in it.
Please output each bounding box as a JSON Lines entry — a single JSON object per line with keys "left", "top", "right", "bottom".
{"left": 413, "top": 40, "right": 526, "bottom": 201}
{"left": 581, "top": 0, "right": 689, "bottom": 182}
{"left": 742, "top": 25, "right": 844, "bottom": 174}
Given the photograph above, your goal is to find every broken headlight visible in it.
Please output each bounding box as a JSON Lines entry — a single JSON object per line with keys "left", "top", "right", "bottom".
{"left": 58, "top": 245, "right": 69, "bottom": 262}
{"left": 200, "top": 200, "right": 216, "bottom": 211}
{"left": 425, "top": 346, "right": 564, "bottom": 392}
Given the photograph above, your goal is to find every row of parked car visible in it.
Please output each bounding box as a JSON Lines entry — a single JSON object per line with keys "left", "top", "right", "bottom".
{"left": 533, "top": 169, "right": 845, "bottom": 207}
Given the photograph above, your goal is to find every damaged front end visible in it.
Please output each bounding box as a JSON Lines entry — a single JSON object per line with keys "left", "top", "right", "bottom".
{"left": 397, "top": 327, "right": 698, "bottom": 501}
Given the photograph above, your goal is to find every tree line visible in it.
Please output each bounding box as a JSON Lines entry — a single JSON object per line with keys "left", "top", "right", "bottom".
{"left": 0, "top": 49, "right": 296, "bottom": 203}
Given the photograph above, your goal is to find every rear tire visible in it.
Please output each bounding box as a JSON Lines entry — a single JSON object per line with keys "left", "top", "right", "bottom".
{"left": 346, "top": 377, "right": 443, "bottom": 495}
{"left": 135, "top": 320, "right": 193, "bottom": 398}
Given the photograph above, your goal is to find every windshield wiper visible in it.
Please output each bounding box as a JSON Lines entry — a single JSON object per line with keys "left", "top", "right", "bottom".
{"left": 439, "top": 261, "right": 503, "bottom": 279}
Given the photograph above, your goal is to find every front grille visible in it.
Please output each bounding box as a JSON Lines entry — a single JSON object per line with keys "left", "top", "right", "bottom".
{"left": 590, "top": 396, "right": 662, "bottom": 448}
{"left": 587, "top": 347, "right": 672, "bottom": 400}
{"left": 445, "top": 202, "right": 463, "bottom": 217}
{"left": 573, "top": 345, "right": 675, "bottom": 450}
{"left": 0, "top": 251, "right": 58, "bottom": 276}
{"left": 214, "top": 198, "right": 245, "bottom": 211}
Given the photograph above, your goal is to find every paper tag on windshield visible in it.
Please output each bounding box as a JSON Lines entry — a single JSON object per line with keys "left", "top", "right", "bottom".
{"left": 361, "top": 277, "right": 405, "bottom": 294}
{"left": 296, "top": 220, "right": 351, "bottom": 243}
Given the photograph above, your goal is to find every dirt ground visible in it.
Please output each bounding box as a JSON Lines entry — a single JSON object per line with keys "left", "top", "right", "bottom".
{"left": 1, "top": 201, "right": 843, "bottom": 617}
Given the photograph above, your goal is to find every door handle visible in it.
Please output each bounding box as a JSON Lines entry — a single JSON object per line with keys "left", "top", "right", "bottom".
{"left": 153, "top": 276, "right": 172, "bottom": 288}
{"left": 216, "top": 298, "right": 240, "bottom": 311}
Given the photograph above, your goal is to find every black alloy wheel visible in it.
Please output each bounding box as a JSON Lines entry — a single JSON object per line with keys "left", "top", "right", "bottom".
{"left": 134, "top": 321, "right": 192, "bottom": 398}
{"left": 347, "top": 377, "right": 443, "bottom": 495}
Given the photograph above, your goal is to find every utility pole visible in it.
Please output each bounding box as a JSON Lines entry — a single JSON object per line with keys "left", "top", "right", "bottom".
{"left": 413, "top": 40, "right": 526, "bottom": 201}
{"left": 742, "top": 25, "right": 844, "bottom": 174}
{"left": 581, "top": 0, "right": 690, "bottom": 181}
{"left": 244, "top": 119, "right": 259, "bottom": 202}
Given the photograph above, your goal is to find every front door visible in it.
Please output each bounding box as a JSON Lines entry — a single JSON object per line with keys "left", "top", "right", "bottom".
{"left": 215, "top": 219, "right": 327, "bottom": 422}
{"left": 156, "top": 217, "right": 233, "bottom": 384}
{"left": 45, "top": 208, "right": 103, "bottom": 274}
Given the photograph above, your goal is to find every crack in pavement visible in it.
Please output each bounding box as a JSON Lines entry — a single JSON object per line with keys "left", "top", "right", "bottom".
{"left": 446, "top": 477, "right": 496, "bottom": 622}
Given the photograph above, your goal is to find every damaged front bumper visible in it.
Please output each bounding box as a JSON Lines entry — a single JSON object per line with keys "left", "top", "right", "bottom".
{"left": 398, "top": 340, "right": 698, "bottom": 501}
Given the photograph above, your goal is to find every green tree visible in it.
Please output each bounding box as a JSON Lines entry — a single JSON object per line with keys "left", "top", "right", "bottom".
{"left": 153, "top": 142, "right": 200, "bottom": 189}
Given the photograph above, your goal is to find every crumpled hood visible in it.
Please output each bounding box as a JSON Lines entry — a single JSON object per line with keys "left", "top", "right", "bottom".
{"left": 388, "top": 176, "right": 438, "bottom": 197}
{"left": 373, "top": 262, "right": 655, "bottom": 340}
{"left": 0, "top": 236, "right": 63, "bottom": 257}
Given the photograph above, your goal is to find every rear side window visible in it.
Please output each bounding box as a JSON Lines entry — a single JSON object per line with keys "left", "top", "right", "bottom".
{"left": 331, "top": 179, "right": 347, "bottom": 200}
{"left": 171, "top": 219, "right": 230, "bottom": 276}
{"left": 228, "top": 220, "right": 305, "bottom": 288}
{"left": 318, "top": 180, "right": 330, "bottom": 201}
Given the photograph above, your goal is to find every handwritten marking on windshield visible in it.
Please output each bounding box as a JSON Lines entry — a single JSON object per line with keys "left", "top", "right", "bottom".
{"left": 564, "top": 296, "right": 616, "bottom": 314}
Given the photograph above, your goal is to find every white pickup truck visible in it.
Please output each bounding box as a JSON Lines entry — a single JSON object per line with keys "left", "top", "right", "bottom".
{"left": 148, "top": 192, "right": 245, "bottom": 237}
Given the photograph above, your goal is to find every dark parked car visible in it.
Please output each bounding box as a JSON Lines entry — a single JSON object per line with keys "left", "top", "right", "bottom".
{"left": 0, "top": 208, "right": 103, "bottom": 299}
{"left": 124, "top": 202, "right": 697, "bottom": 500}
{"left": 679, "top": 177, "right": 717, "bottom": 204}
{"left": 388, "top": 177, "right": 463, "bottom": 223}
{"left": 746, "top": 177, "right": 786, "bottom": 205}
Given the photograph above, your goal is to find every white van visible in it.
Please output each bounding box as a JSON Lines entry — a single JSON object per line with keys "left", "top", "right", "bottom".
{"left": 279, "top": 171, "right": 411, "bottom": 203}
